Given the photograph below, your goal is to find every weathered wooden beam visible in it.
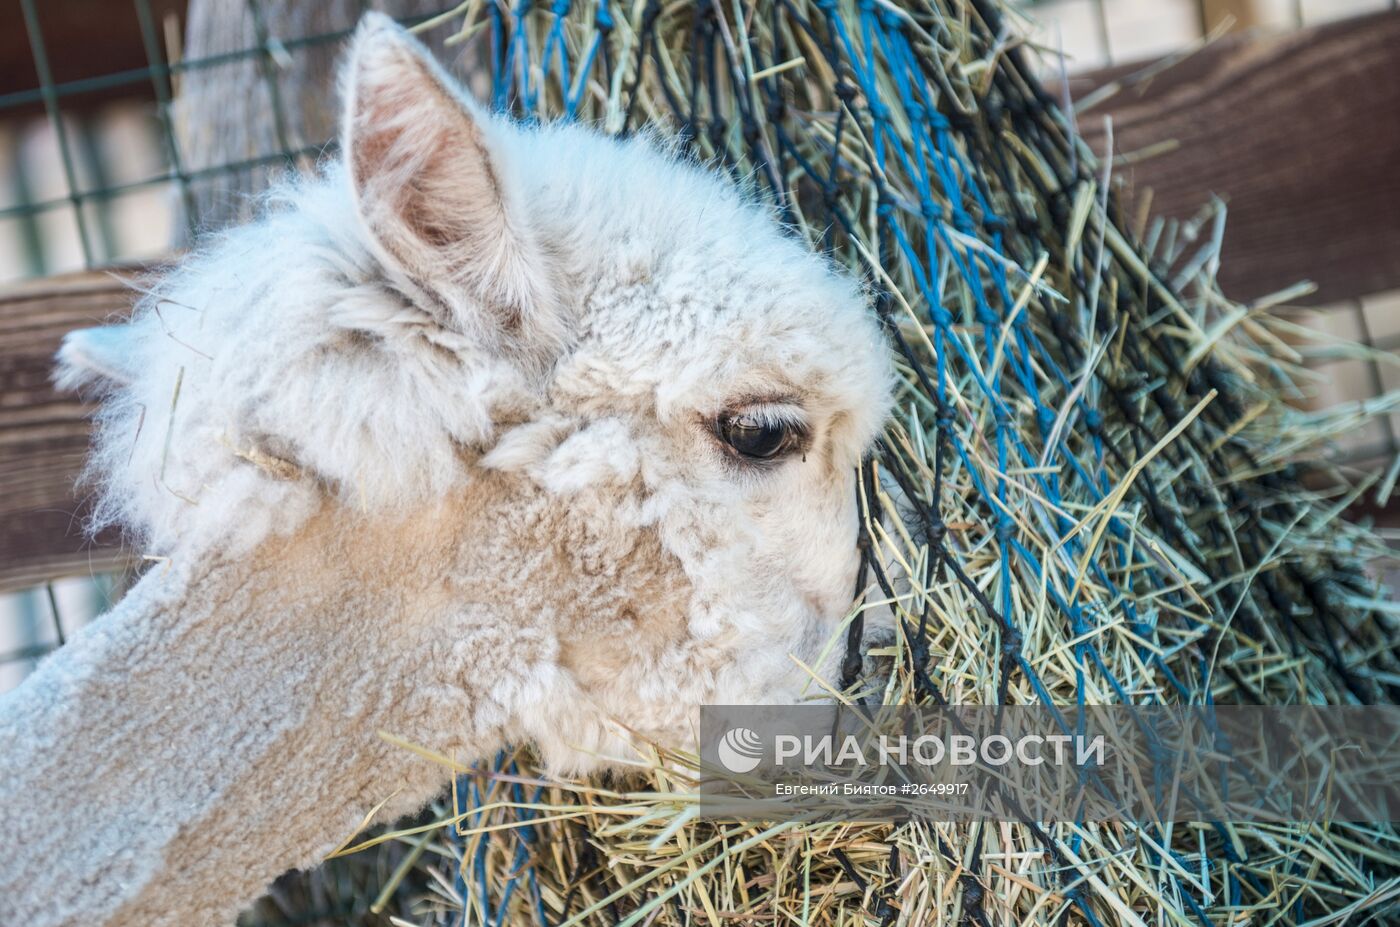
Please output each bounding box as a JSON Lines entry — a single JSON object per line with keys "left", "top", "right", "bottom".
{"left": 1070, "top": 9, "right": 1400, "bottom": 306}
{"left": 0, "top": 269, "right": 133, "bottom": 593}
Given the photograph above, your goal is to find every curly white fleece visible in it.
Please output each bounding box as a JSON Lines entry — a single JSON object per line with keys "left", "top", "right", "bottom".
{"left": 4, "top": 13, "right": 897, "bottom": 926}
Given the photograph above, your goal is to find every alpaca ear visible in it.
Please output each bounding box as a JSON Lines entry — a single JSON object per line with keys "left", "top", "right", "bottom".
{"left": 342, "top": 14, "right": 557, "bottom": 351}
{"left": 55, "top": 326, "right": 140, "bottom": 390}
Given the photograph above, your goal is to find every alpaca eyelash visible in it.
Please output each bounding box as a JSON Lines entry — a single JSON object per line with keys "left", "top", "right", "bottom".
{"left": 712, "top": 403, "right": 812, "bottom": 466}
{"left": 731, "top": 404, "right": 808, "bottom": 432}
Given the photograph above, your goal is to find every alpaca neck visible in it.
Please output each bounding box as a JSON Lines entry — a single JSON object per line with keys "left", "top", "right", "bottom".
{"left": 0, "top": 497, "right": 524, "bottom": 927}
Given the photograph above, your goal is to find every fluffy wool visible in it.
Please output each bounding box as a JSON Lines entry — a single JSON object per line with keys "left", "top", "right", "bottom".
{"left": 1, "top": 13, "right": 894, "bottom": 926}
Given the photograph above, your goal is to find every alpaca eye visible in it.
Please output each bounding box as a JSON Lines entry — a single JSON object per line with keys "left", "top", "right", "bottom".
{"left": 718, "top": 412, "right": 801, "bottom": 461}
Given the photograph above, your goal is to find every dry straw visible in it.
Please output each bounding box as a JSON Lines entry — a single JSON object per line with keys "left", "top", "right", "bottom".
{"left": 244, "top": 1, "right": 1400, "bottom": 924}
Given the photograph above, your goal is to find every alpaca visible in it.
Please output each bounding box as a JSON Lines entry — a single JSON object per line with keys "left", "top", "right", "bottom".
{"left": 0, "top": 14, "right": 894, "bottom": 925}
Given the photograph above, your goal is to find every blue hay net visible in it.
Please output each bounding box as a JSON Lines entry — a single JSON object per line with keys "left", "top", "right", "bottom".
{"left": 440, "top": 1, "right": 1391, "bottom": 924}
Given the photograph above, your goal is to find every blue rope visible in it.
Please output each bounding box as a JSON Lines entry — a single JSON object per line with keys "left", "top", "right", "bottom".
{"left": 454, "top": 2, "right": 1258, "bottom": 923}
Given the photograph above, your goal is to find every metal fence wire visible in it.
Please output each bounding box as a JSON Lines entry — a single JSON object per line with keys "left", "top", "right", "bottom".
{"left": 6, "top": 2, "right": 476, "bottom": 272}
{"left": 4, "top": 0, "right": 1394, "bottom": 276}
{"left": 3, "top": 1, "right": 1399, "bottom": 925}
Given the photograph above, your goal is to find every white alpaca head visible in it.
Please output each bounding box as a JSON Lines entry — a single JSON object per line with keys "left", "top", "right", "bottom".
{"left": 58, "top": 14, "right": 894, "bottom": 770}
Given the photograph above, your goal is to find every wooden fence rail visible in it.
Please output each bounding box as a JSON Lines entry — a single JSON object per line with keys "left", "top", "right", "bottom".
{"left": 1070, "top": 8, "right": 1400, "bottom": 306}
{"left": 0, "top": 269, "right": 131, "bottom": 591}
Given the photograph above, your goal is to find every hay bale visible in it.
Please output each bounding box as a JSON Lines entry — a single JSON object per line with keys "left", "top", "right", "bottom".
{"left": 306, "top": 1, "right": 1400, "bottom": 923}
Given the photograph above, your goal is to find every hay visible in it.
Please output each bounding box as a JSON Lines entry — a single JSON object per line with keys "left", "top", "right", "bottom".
{"left": 281, "top": 1, "right": 1400, "bottom": 923}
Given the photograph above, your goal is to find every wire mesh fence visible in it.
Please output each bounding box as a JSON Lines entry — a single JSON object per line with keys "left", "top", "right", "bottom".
{"left": 5, "top": 0, "right": 1398, "bottom": 280}
{"left": 2, "top": 1, "right": 1399, "bottom": 923}
{"left": 1029, "top": 0, "right": 1399, "bottom": 68}
{"left": 3, "top": 2, "right": 475, "bottom": 278}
